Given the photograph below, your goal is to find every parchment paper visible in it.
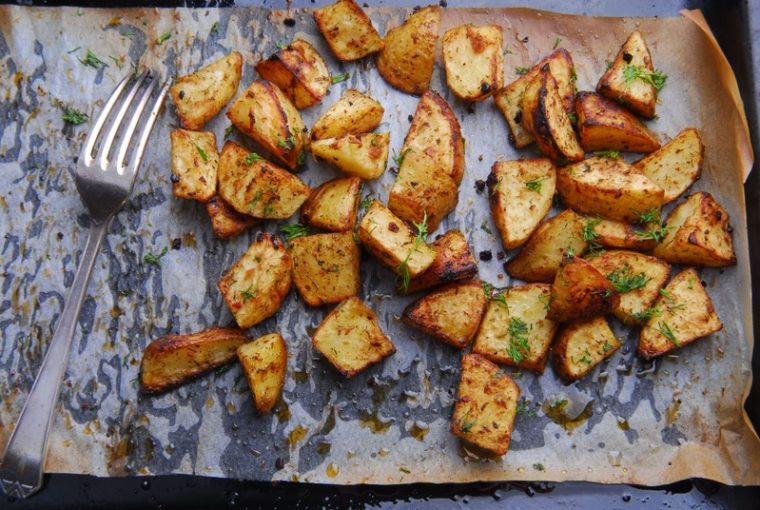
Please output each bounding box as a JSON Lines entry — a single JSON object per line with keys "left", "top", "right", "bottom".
{"left": 0, "top": 5, "right": 759, "bottom": 486}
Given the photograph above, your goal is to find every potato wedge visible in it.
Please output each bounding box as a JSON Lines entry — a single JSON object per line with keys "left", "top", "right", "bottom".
{"left": 170, "top": 51, "right": 243, "bottom": 130}
{"left": 217, "top": 232, "right": 293, "bottom": 328}
{"left": 488, "top": 159, "right": 557, "bottom": 250}
{"left": 588, "top": 217, "right": 657, "bottom": 252}
{"left": 255, "top": 39, "right": 331, "bottom": 110}
{"left": 634, "top": 128, "right": 703, "bottom": 203}
{"left": 589, "top": 250, "right": 670, "bottom": 325}
{"left": 402, "top": 280, "right": 487, "bottom": 349}
{"left": 357, "top": 200, "right": 436, "bottom": 280}
{"left": 237, "top": 333, "right": 287, "bottom": 414}
{"left": 313, "top": 0, "right": 384, "bottom": 61}
{"left": 377, "top": 6, "right": 440, "bottom": 95}
{"left": 597, "top": 31, "right": 658, "bottom": 119}
{"left": 402, "top": 230, "right": 479, "bottom": 295}
{"left": 170, "top": 129, "right": 219, "bottom": 202}
{"left": 310, "top": 132, "right": 389, "bottom": 180}
{"left": 638, "top": 268, "right": 722, "bottom": 359}
{"left": 548, "top": 254, "right": 619, "bottom": 322}
{"left": 388, "top": 160, "right": 458, "bottom": 234}
{"left": 451, "top": 354, "right": 520, "bottom": 457}
{"left": 310, "top": 89, "right": 384, "bottom": 141}
{"left": 217, "top": 141, "right": 310, "bottom": 219}
{"left": 575, "top": 91, "right": 660, "bottom": 152}
{"left": 206, "top": 195, "right": 258, "bottom": 240}
{"left": 301, "top": 176, "right": 362, "bottom": 232}
{"left": 227, "top": 79, "right": 308, "bottom": 170}
{"left": 653, "top": 192, "right": 736, "bottom": 267}
{"left": 506, "top": 210, "right": 588, "bottom": 283}
{"left": 442, "top": 24, "right": 504, "bottom": 101}
{"left": 472, "top": 283, "right": 558, "bottom": 373}
{"left": 521, "top": 69, "right": 584, "bottom": 162}
{"left": 312, "top": 297, "right": 396, "bottom": 377}
{"left": 557, "top": 156, "right": 664, "bottom": 223}
{"left": 552, "top": 317, "right": 621, "bottom": 382}
{"left": 140, "top": 327, "right": 248, "bottom": 394}
{"left": 291, "top": 232, "right": 361, "bottom": 307}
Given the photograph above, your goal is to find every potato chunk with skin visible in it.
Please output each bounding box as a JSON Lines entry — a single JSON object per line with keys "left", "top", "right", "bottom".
{"left": 589, "top": 250, "right": 671, "bottom": 325}
{"left": 472, "top": 284, "right": 558, "bottom": 374}
{"left": 401, "top": 230, "right": 479, "bottom": 295}
{"left": 255, "top": 39, "right": 331, "bottom": 110}
{"left": 377, "top": 6, "right": 440, "bottom": 95}
{"left": 301, "top": 176, "right": 361, "bottom": 232}
{"left": 313, "top": 0, "right": 384, "bottom": 61}
{"left": 388, "top": 160, "right": 458, "bottom": 234}
{"left": 557, "top": 156, "right": 664, "bottom": 223}
{"left": 639, "top": 268, "right": 722, "bottom": 359}
{"left": 506, "top": 210, "right": 588, "bottom": 283}
{"left": 442, "top": 24, "right": 504, "bottom": 101}
{"left": 488, "top": 159, "right": 557, "bottom": 250}
{"left": 548, "top": 254, "right": 620, "bottom": 323}
{"left": 402, "top": 280, "right": 487, "bottom": 349}
{"left": 589, "top": 218, "right": 657, "bottom": 252}
{"left": 237, "top": 333, "right": 287, "bottom": 414}
{"left": 653, "top": 192, "right": 736, "bottom": 267}
{"left": 634, "top": 128, "right": 704, "bottom": 203}
{"left": 206, "top": 195, "right": 258, "bottom": 240}
{"left": 140, "top": 327, "right": 248, "bottom": 394}
{"left": 227, "top": 80, "right": 308, "bottom": 170}
{"left": 217, "top": 141, "right": 310, "bottom": 220}
{"left": 217, "top": 232, "right": 293, "bottom": 328}
{"left": 552, "top": 317, "right": 621, "bottom": 382}
{"left": 310, "top": 132, "right": 389, "bottom": 180}
{"left": 170, "top": 129, "right": 219, "bottom": 202}
{"left": 575, "top": 91, "right": 660, "bottom": 153}
{"left": 312, "top": 297, "right": 396, "bottom": 377}
{"left": 171, "top": 51, "right": 243, "bottom": 130}
{"left": 310, "top": 89, "right": 384, "bottom": 141}
{"left": 291, "top": 232, "right": 361, "bottom": 307}
{"left": 451, "top": 354, "right": 520, "bottom": 457}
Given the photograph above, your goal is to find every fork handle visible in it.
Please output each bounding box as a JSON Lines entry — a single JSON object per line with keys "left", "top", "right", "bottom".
{"left": 0, "top": 219, "right": 110, "bottom": 499}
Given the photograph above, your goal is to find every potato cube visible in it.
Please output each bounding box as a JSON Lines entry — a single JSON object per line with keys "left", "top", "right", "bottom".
{"left": 634, "top": 128, "right": 703, "bottom": 203}
{"left": 313, "top": 0, "right": 384, "bottom": 61}
{"left": 291, "top": 232, "right": 361, "bottom": 307}
{"left": 548, "top": 254, "right": 619, "bottom": 323}
{"left": 301, "top": 176, "right": 362, "bottom": 232}
{"left": 442, "top": 25, "right": 504, "bottom": 101}
{"left": 588, "top": 218, "right": 657, "bottom": 252}
{"left": 575, "top": 91, "right": 660, "bottom": 153}
{"left": 169, "top": 129, "right": 219, "bottom": 202}
{"left": 206, "top": 195, "right": 258, "bottom": 240}
{"left": 552, "top": 317, "right": 621, "bottom": 382}
{"left": 310, "top": 89, "right": 384, "bottom": 141}
{"left": 401, "top": 230, "right": 479, "bottom": 295}
{"left": 237, "top": 333, "right": 288, "bottom": 414}
{"left": 310, "top": 132, "right": 390, "bottom": 180}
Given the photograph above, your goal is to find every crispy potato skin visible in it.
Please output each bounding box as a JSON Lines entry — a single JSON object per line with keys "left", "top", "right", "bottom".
{"left": 301, "top": 176, "right": 362, "bottom": 232}
{"left": 591, "top": 218, "right": 657, "bottom": 252}
{"left": 597, "top": 31, "right": 657, "bottom": 119}
{"left": 634, "top": 128, "right": 704, "bottom": 203}
{"left": 402, "top": 230, "right": 478, "bottom": 294}
{"left": 442, "top": 24, "right": 504, "bottom": 101}
{"left": 575, "top": 91, "right": 660, "bottom": 152}
{"left": 313, "top": 0, "right": 384, "bottom": 61}
{"left": 255, "top": 39, "right": 331, "bottom": 109}
{"left": 310, "top": 132, "right": 390, "bottom": 180}
{"left": 206, "top": 195, "right": 258, "bottom": 240}
{"left": 237, "top": 333, "right": 287, "bottom": 414}
{"left": 310, "top": 89, "right": 385, "bottom": 141}
{"left": 140, "top": 327, "right": 248, "bottom": 394}
{"left": 291, "top": 232, "right": 361, "bottom": 307}
{"left": 548, "top": 255, "right": 620, "bottom": 322}
{"left": 552, "top": 317, "right": 621, "bottom": 382}
{"left": 170, "top": 129, "right": 219, "bottom": 202}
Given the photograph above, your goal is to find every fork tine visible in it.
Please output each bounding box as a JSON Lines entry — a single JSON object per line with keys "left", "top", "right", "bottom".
{"left": 114, "top": 77, "right": 158, "bottom": 174}
{"left": 120, "top": 79, "right": 171, "bottom": 176}
{"left": 97, "top": 72, "right": 149, "bottom": 170}
{"left": 81, "top": 73, "right": 134, "bottom": 166}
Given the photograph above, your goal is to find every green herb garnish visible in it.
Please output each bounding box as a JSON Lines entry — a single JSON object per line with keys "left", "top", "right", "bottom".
{"left": 156, "top": 33, "right": 171, "bottom": 45}
{"left": 392, "top": 148, "right": 411, "bottom": 167}
{"left": 525, "top": 177, "right": 547, "bottom": 193}
{"left": 192, "top": 142, "right": 209, "bottom": 162}
{"left": 280, "top": 223, "right": 309, "bottom": 241}
{"left": 606, "top": 267, "right": 650, "bottom": 294}
{"left": 244, "top": 152, "right": 262, "bottom": 164}
{"left": 241, "top": 287, "right": 258, "bottom": 301}
{"left": 459, "top": 408, "right": 476, "bottom": 433}
{"left": 506, "top": 317, "right": 530, "bottom": 364}
{"left": 582, "top": 218, "right": 603, "bottom": 255}
{"left": 483, "top": 282, "right": 494, "bottom": 299}
{"left": 655, "top": 321, "right": 679, "bottom": 346}
{"left": 515, "top": 66, "right": 530, "bottom": 75}
{"left": 143, "top": 246, "right": 168, "bottom": 266}
{"left": 533, "top": 463, "right": 546, "bottom": 471}
{"left": 275, "top": 41, "right": 287, "bottom": 49}
{"left": 623, "top": 65, "right": 667, "bottom": 91}
{"left": 210, "top": 22, "right": 220, "bottom": 36}
{"left": 331, "top": 72, "right": 350, "bottom": 84}
{"left": 595, "top": 150, "right": 620, "bottom": 159}
{"left": 397, "top": 211, "right": 428, "bottom": 292}
{"left": 79, "top": 50, "right": 106, "bottom": 69}
{"left": 635, "top": 208, "right": 669, "bottom": 243}
{"left": 62, "top": 107, "right": 88, "bottom": 125}
{"left": 630, "top": 305, "right": 662, "bottom": 321}
{"left": 553, "top": 36, "right": 562, "bottom": 49}
{"left": 480, "top": 221, "right": 492, "bottom": 235}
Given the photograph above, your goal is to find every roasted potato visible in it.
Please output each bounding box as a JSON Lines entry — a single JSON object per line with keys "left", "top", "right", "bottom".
{"left": 255, "top": 39, "right": 331, "bottom": 110}
{"left": 521, "top": 69, "right": 584, "bottom": 162}
{"left": 357, "top": 200, "right": 436, "bottom": 280}
{"left": 140, "top": 327, "right": 248, "bottom": 394}
{"left": 488, "top": 159, "right": 557, "bottom": 250}
{"left": 313, "top": 0, "right": 384, "bottom": 61}
{"left": 206, "top": 195, "right": 258, "bottom": 240}
{"left": 589, "top": 250, "right": 670, "bottom": 325}
{"left": 442, "top": 24, "right": 504, "bottom": 101}
{"left": 170, "top": 129, "right": 219, "bottom": 202}
{"left": 547, "top": 254, "right": 619, "bottom": 322}
{"left": 634, "top": 128, "right": 703, "bottom": 203}
{"left": 312, "top": 297, "right": 396, "bottom": 377}
{"left": 638, "top": 268, "right": 722, "bottom": 359}
{"left": 217, "top": 141, "right": 310, "bottom": 220}
{"left": 588, "top": 218, "right": 657, "bottom": 252}
{"left": 310, "top": 89, "right": 384, "bottom": 141}
{"left": 301, "top": 176, "right": 362, "bottom": 232}
{"left": 451, "top": 354, "right": 520, "bottom": 457}
{"left": 227, "top": 80, "right": 308, "bottom": 170}
{"left": 575, "top": 91, "right": 660, "bottom": 153}
{"left": 310, "top": 132, "right": 390, "bottom": 180}
{"left": 506, "top": 210, "right": 588, "bottom": 283}
{"left": 402, "top": 229, "right": 479, "bottom": 295}
{"left": 472, "top": 283, "right": 558, "bottom": 373}
{"left": 653, "top": 192, "right": 736, "bottom": 267}
{"left": 170, "top": 51, "right": 243, "bottom": 130}
{"left": 493, "top": 48, "right": 576, "bottom": 148}
{"left": 552, "top": 317, "right": 621, "bottom": 382}
{"left": 388, "top": 160, "right": 458, "bottom": 234}
{"left": 557, "top": 156, "right": 664, "bottom": 223}
{"left": 217, "top": 232, "right": 293, "bottom": 328}
{"left": 377, "top": 6, "right": 440, "bottom": 95}
{"left": 237, "top": 333, "right": 287, "bottom": 414}
{"left": 597, "top": 31, "right": 658, "bottom": 119}
{"left": 291, "top": 232, "right": 361, "bottom": 307}
{"left": 402, "top": 280, "right": 487, "bottom": 349}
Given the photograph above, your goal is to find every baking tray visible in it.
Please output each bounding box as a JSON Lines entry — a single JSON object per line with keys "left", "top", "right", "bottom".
{"left": 2, "top": 0, "right": 759, "bottom": 507}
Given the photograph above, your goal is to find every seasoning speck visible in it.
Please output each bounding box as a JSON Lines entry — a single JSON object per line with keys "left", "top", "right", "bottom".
{"left": 479, "top": 250, "right": 492, "bottom": 261}
{"left": 171, "top": 238, "right": 182, "bottom": 250}
{"left": 284, "top": 18, "right": 296, "bottom": 27}
{"left": 474, "top": 180, "right": 486, "bottom": 193}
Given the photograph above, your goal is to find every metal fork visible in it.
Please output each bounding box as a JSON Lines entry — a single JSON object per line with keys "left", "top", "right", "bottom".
{"left": 0, "top": 72, "right": 170, "bottom": 499}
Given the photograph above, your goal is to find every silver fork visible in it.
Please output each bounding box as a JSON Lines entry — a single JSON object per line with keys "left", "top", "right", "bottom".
{"left": 0, "top": 72, "right": 170, "bottom": 499}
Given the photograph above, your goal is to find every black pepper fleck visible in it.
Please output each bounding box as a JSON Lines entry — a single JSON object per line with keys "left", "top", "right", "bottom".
{"left": 479, "top": 250, "right": 492, "bottom": 261}
{"left": 513, "top": 110, "right": 523, "bottom": 123}
{"left": 178, "top": 90, "right": 185, "bottom": 100}
{"left": 480, "top": 82, "right": 491, "bottom": 94}
{"left": 171, "top": 238, "right": 182, "bottom": 250}
{"left": 170, "top": 174, "right": 180, "bottom": 183}
{"left": 439, "top": 0, "right": 448, "bottom": 6}
{"left": 408, "top": 114, "right": 414, "bottom": 122}
{"left": 622, "top": 52, "right": 633, "bottom": 63}
{"left": 283, "top": 18, "right": 296, "bottom": 27}
{"left": 727, "top": 225, "right": 734, "bottom": 233}
{"left": 478, "top": 154, "right": 483, "bottom": 161}
{"left": 57, "top": 232, "right": 64, "bottom": 241}
{"left": 522, "top": 36, "right": 529, "bottom": 43}
{"left": 474, "top": 180, "right": 486, "bottom": 193}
